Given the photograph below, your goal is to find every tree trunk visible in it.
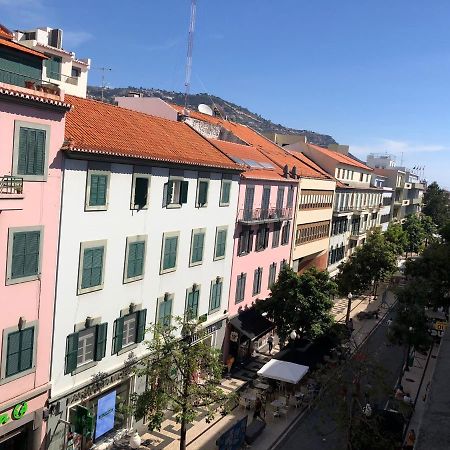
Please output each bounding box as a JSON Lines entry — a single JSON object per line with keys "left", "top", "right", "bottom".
{"left": 180, "top": 418, "right": 187, "bottom": 450}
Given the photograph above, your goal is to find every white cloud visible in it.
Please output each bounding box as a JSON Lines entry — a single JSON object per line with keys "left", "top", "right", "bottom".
{"left": 351, "top": 138, "right": 448, "bottom": 157}
{"left": 63, "top": 30, "right": 93, "bottom": 48}
{"left": 142, "top": 37, "right": 181, "bottom": 52}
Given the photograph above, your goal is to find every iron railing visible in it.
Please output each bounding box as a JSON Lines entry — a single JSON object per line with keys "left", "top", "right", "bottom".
{"left": 237, "top": 207, "right": 292, "bottom": 224}
{"left": 0, "top": 67, "right": 61, "bottom": 94}
{"left": 0, "top": 175, "right": 23, "bottom": 195}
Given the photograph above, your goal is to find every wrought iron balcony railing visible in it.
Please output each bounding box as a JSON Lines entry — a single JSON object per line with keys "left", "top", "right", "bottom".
{"left": 238, "top": 207, "right": 292, "bottom": 224}
{"left": 0, "top": 175, "right": 23, "bottom": 195}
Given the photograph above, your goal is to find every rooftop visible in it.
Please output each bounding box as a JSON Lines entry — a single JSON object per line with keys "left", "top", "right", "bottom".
{"left": 64, "top": 96, "right": 241, "bottom": 170}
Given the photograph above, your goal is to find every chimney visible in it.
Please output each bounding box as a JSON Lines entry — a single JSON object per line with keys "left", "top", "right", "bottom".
{"left": 283, "top": 165, "right": 289, "bottom": 178}
{"left": 328, "top": 144, "right": 349, "bottom": 155}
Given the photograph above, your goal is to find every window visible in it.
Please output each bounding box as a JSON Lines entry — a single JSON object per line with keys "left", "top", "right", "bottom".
{"left": 298, "top": 190, "right": 334, "bottom": 210}
{"left": 161, "top": 232, "right": 179, "bottom": 273}
{"left": 164, "top": 178, "right": 188, "bottom": 207}
{"left": 253, "top": 267, "right": 263, "bottom": 296}
{"left": 214, "top": 226, "right": 227, "bottom": 260}
{"left": 261, "top": 186, "right": 271, "bottom": 213}
{"left": 13, "top": 123, "right": 49, "bottom": 181}
{"left": 185, "top": 286, "right": 200, "bottom": 321}
{"left": 268, "top": 262, "right": 277, "bottom": 288}
{"left": 235, "top": 273, "right": 246, "bottom": 303}
{"left": 196, "top": 178, "right": 209, "bottom": 207}
{"left": 292, "top": 258, "right": 301, "bottom": 273}
{"left": 124, "top": 237, "right": 146, "bottom": 283}
{"left": 286, "top": 187, "right": 294, "bottom": 209}
{"left": 131, "top": 174, "right": 150, "bottom": 210}
{"left": 86, "top": 170, "right": 110, "bottom": 211}
{"left": 71, "top": 66, "right": 81, "bottom": 78}
{"left": 78, "top": 242, "right": 106, "bottom": 294}
{"left": 281, "top": 221, "right": 291, "bottom": 245}
{"left": 220, "top": 179, "right": 232, "bottom": 206}
{"left": 272, "top": 223, "right": 281, "bottom": 248}
{"left": 64, "top": 322, "right": 108, "bottom": 374}
{"left": 3, "top": 326, "right": 35, "bottom": 379}
{"left": 44, "top": 55, "right": 62, "bottom": 80}
{"left": 280, "top": 259, "right": 287, "bottom": 269}
{"left": 238, "top": 227, "right": 253, "bottom": 255}
{"left": 7, "top": 227, "right": 42, "bottom": 285}
{"left": 209, "top": 278, "right": 223, "bottom": 312}
{"left": 276, "top": 187, "right": 285, "bottom": 213}
{"left": 243, "top": 186, "right": 255, "bottom": 220}
{"left": 255, "top": 226, "right": 269, "bottom": 251}
{"left": 295, "top": 221, "right": 330, "bottom": 245}
{"left": 112, "top": 309, "right": 147, "bottom": 354}
{"left": 190, "top": 229, "right": 205, "bottom": 266}
{"left": 157, "top": 295, "right": 173, "bottom": 327}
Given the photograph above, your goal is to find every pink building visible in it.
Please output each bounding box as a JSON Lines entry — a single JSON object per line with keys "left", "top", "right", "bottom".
{"left": 0, "top": 26, "right": 70, "bottom": 450}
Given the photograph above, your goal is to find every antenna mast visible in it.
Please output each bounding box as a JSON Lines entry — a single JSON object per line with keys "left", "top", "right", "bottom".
{"left": 92, "top": 67, "right": 112, "bottom": 102}
{"left": 184, "top": 0, "right": 197, "bottom": 113}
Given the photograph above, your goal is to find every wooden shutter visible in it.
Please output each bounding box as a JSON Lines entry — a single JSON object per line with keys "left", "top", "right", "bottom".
{"left": 89, "top": 175, "right": 107, "bottom": 206}
{"left": 113, "top": 317, "right": 125, "bottom": 354}
{"left": 243, "top": 186, "right": 254, "bottom": 217}
{"left": 253, "top": 269, "right": 259, "bottom": 295}
{"left": 24, "top": 231, "right": 40, "bottom": 276}
{"left": 264, "top": 227, "right": 269, "bottom": 248}
{"left": 136, "top": 309, "right": 147, "bottom": 343}
{"left": 91, "top": 247, "right": 104, "bottom": 287}
{"left": 6, "top": 331, "right": 21, "bottom": 377}
{"left": 192, "top": 232, "right": 204, "bottom": 263}
{"left": 221, "top": 181, "right": 231, "bottom": 204}
{"left": 65, "top": 332, "right": 79, "bottom": 374}
{"left": 197, "top": 181, "right": 208, "bottom": 206}
{"left": 164, "top": 236, "right": 178, "bottom": 269}
{"left": 276, "top": 187, "right": 285, "bottom": 212}
{"left": 159, "top": 299, "right": 172, "bottom": 327}
{"left": 287, "top": 187, "right": 294, "bottom": 209}
{"left": 94, "top": 323, "right": 108, "bottom": 361}
{"left": 11, "top": 232, "right": 26, "bottom": 279}
{"left": 261, "top": 186, "right": 271, "bottom": 212}
{"left": 180, "top": 180, "right": 189, "bottom": 204}
{"left": 215, "top": 229, "right": 226, "bottom": 258}
{"left": 127, "top": 241, "right": 144, "bottom": 279}
{"left": 19, "top": 327, "right": 34, "bottom": 372}
{"left": 34, "top": 130, "right": 45, "bottom": 175}
{"left": 17, "top": 128, "right": 28, "bottom": 175}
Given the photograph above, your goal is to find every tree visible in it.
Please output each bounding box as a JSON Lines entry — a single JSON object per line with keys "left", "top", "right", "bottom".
{"left": 422, "top": 182, "right": 450, "bottom": 228}
{"left": 132, "top": 318, "right": 232, "bottom": 450}
{"left": 420, "top": 214, "right": 438, "bottom": 246}
{"left": 256, "top": 267, "right": 336, "bottom": 344}
{"left": 384, "top": 222, "right": 408, "bottom": 256}
{"left": 403, "top": 215, "right": 426, "bottom": 255}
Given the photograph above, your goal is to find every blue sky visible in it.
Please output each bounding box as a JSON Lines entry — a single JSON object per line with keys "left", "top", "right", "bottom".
{"left": 3, "top": 0, "right": 450, "bottom": 188}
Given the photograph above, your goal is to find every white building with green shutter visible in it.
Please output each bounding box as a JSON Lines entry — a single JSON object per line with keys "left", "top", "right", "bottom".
{"left": 46, "top": 95, "right": 241, "bottom": 449}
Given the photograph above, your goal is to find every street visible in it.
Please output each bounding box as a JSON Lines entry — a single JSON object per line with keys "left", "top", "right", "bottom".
{"left": 276, "top": 308, "right": 405, "bottom": 450}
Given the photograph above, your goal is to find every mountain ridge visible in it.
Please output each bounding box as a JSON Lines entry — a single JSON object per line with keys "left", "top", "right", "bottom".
{"left": 86, "top": 86, "right": 337, "bottom": 147}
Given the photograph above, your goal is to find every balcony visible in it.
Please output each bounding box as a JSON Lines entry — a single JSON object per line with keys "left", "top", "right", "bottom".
{"left": 237, "top": 207, "right": 292, "bottom": 224}
{"left": 0, "top": 67, "right": 61, "bottom": 95}
{"left": 0, "top": 176, "right": 24, "bottom": 211}
{"left": 412, "top": 182, "right": 425, "bottom": 190}
{"left": 404, "top": 182, "right": 412, "bottom": 189}
{"left": 412, "top": 197, "right": 422, "bottom": 205}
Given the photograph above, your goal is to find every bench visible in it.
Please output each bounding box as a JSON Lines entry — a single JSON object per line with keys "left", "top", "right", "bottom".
{"left": 245, "top": 418, "right": 266, "bottom": 444}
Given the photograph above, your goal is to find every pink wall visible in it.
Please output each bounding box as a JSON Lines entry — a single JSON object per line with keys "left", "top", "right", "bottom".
{"left": 0, "top": 99, "right": 66, "bottom": 425}
{"left": 227, "top": 178, "right": 297, "bottom": 317}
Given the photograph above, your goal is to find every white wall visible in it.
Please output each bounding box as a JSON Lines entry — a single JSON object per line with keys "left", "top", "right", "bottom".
{"left": 50, "top": 158, "right": 239, "bottom": 398}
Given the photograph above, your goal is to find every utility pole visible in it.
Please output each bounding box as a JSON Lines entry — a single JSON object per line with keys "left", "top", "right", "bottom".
{"left": 92, "top": 67, "right": 112, "bottom": 102}
{"left": 183, "top": 0, "right": 197, "bottom": 113}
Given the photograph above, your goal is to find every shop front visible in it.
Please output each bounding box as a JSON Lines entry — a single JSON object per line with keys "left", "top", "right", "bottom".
{"left": 227, "top": 308, "right": 274, "bottom": 364}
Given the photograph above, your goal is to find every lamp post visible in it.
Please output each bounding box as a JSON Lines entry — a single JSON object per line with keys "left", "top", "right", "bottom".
{"left": 345, "top": 292, "right": 353, "bottom": 325}
{"left": 405, "top": 326, "right": 414, "bottom": 372}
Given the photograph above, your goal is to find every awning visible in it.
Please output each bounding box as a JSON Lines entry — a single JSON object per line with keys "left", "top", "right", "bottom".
{"left": 229, "top": 308, "right": 274, "bottom": 341}
{"left": 257, "top": 359, "right": 309, "bottom": 384}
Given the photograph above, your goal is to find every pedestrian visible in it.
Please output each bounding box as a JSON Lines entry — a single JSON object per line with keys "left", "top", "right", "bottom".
{"left": 253, "top": 397, "right": 264, "bottom": 421}
{"left": 404, "top": 429, "right": 416, "bottom": 450}
{"left": 267, "top": 335, "right": 274, "bottom": 354}
{"left": 226, "top": 355, "right": 234, "bottom": 378}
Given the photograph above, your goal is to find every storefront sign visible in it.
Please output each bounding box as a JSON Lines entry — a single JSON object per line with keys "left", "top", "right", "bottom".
{"left": 0, "top": 402, "right": 28, "bottom": 426}
{"left": 188, "top": 319, "right": 224, "bottom": 345}
{"left": 95, "top": 390, "right": 116, "bottom": 440}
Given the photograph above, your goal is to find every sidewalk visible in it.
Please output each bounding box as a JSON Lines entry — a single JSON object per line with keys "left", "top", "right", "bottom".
{"left": 134, "top": 287, "right": 396, "bottom": 450}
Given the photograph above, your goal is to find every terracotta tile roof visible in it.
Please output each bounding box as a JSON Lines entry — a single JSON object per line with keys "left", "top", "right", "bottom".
{"left": 64, "top": 96, "right": 241, "bottom": 170}
{"left": 306, "top": 143, "right": 372, "bottom": 171}
{"left": 0, "top": 38, "right": 47, "bottom": 59}
{"left": 210, "top": 139, "right": 294, "bottom": 183}
{"left": 172, "top": 106, "right": 330, "bottom": 180}
{"left": 0, "top": 24, "right": 13, "bottom": 40}
{"left": 0, "top": 84, "right": 71, "bottom": 108}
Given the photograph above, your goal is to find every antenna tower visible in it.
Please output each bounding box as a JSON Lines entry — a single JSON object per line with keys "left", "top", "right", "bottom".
{"left": 184, "top": 0, "right": 197, "bottom": 112}
{"left": 92, "top": 67, "right": 112, "bottom": 102}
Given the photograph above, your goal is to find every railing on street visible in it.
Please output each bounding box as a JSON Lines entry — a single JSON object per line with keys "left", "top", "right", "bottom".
{"left": 237, "top": 207, "right": 292, "bottom": 224}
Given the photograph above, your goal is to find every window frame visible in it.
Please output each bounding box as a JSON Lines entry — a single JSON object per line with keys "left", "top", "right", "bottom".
{"left": 123, "top": 235, "right": 147, "bottom": 283}
{"left": 164, "top": 176, "right": 189, "bottom": 208}
{"left": 252, "top": 267, "right": 263, "bottom": 296}
{"left": 130, "top": 172, "right": 151, "bottom": 210}
{"left": 157, "top": 294, "right": 174, "bottom": 328}
{"left": 189, "top": 228, "right": 206, "bottom": 267}
{"left": 85, "top": 169, "right": 111, "bottom": 211}
{"left": 214, "top": 226, "right": 228, "bottom": 261}
{"left": 196, "top": 177, "right": 209, "bottom": 208}
{"left": 209, "top": 277, "right": 223, "bottom": 313}
{"left": 160, "top": 231, "right": 179, "bottom": 274}
{"left": 77, "top": 240, "right": 107, "bottom": 295}
{"left": 0, "top": 321, "right": 38, "bottom": 384}
{"left": 112, "top": 306, "right": 146, "bottom": 355}
{"left": 268, "top": 262, "right": 277, "bottom": 288}
{"left": 6, "top": 226, "right": 44, "bottom": 285}
{"left": 185, "top": 285, "right": 201, "bottom": 321}
{"left": 235, "top": 273, "right": 247, "bottom": 304}
{"left": 219, "top": 179, "right": 232, "bottom": 206}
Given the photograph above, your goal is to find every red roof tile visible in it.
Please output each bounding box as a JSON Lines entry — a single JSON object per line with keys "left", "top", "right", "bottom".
{"left": 64, "top": 96, "right": 241, "bottom": 170}
{"left": 172, "top": 106, "right": 330, "bottom": 180}
{"left": 0, "top": 38, "right": 47, "bottom": 59}
{"left": 306, "top": 143, "right": 372, "bottom": 171}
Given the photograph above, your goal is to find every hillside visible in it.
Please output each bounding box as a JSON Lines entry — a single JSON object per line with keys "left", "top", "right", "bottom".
{"left": 87, "top": 86, "right": 337, "bottom": 147}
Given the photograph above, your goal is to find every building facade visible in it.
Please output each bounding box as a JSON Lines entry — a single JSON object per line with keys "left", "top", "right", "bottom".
{"left": 46, "top": 96, "right": 240, "bottom": 449}
{"left": 14, "top": 27, "right": 91, "bottom": 98}
{"left": 0, "top": 27, "right": 70, "bottom": 450}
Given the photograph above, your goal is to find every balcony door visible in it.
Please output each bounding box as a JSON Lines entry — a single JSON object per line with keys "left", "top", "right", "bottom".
{"left": 243, "top": 186, "right": 254, "bottom": 221}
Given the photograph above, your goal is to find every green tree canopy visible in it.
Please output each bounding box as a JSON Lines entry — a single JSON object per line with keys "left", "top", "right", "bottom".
{"left": 384, "top": 222, "right": 408, "bottom": 255}
{"left": 256, "top": 267, "right": 336, "bottom": 343}
{"left": 132, "top": 318, "right": 232, "bottom": 450}
{"left": 403, "top": 215, "right": 426, "bottom": 255}
{"left": 422, "top": 181, "right": 450, "bottom": 228}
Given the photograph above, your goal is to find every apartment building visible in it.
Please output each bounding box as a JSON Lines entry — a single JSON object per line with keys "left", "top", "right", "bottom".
{"left": 371, "top": 173, "right": 393, "bottom": 231}
{"left": 0, "top": 26, "right": 70, "bottom": 450}
{"left": 46, "top": 97, "right": 241, "bottom": 449}
{"left": 14, "top": 27, "right": 91, "bottom": 98}
{"left": 287, "top": 143, "right": 383, "bottom": 277}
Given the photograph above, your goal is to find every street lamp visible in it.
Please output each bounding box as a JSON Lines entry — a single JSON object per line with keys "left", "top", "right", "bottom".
{"left": 345, "top": 292, "right": 353, "bottom": 325}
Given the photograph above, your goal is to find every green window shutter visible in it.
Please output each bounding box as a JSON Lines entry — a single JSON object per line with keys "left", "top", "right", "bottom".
{"left": 191, "top": 233, "right": 204, "bottom": 263}
{"left": 163, "top": 236, "right": 178, "bottom": 270}
{"left": 19, "top": 327, "right": 34, "bottom": 372}
{"left": 166, "top": 181, "right": 174, "bottom": 205}
{"left": 65, "top": 332, "right": 79, "bottom": 374}
{"left": 89, "top": 174, "right": 107, "bottom": 206}
{"left": 11, "top": 232, "right": 26, "bottom": 279}
{"left": 82, "top": 247, "right": 104, "bottom": 289}
{"left": 11, "top": 231, "right": 40, "bottom": 279}
{"left": 180, "top": 180, "right": 189, "bottom": 204}
{"left": 221, "top": 181, "right": 231, "bottom": 205}
{"left": 17, "top": 128, "right": 28, "bottom": 175}
{"left": 134, "top": 177, "right": 148, "bottom": 208}
{"left": 197, "top": 181, "right": 208, "bottom": 206}
{"left": 113, "top": 317, "right": 125, "bottom": 354}
{"left": 215, "top": 229, "right": 227, "bottom": 258}
{"left": 127, "top": 242, "right": 145, "bottom": 279}
{"left": 6, "top": 331, "right": 21, "bottom": 377}
{"left": 210, "top": 281, "right": 222, "bottom": 311}
{"left": 136, "top": 309, "right": 147, "bottom": 343}
{"left": 94, "top": 323, "right": 108, "bottom": 361}
{"left": 17, "top": 128, "right": 46, "bottom": 176}
{"left": 34, "top": 129, "right": 45, "bottom": 175}
{"left": 187, "top": 290, "right": 199, "bottom": 320}
{"left": 158, "top": 299, "right": 172, "bottom": 327}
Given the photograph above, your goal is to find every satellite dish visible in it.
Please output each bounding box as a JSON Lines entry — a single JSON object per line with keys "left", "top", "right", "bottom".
{"left": 198, "top": 104, "right": 213, "bottom": 116}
